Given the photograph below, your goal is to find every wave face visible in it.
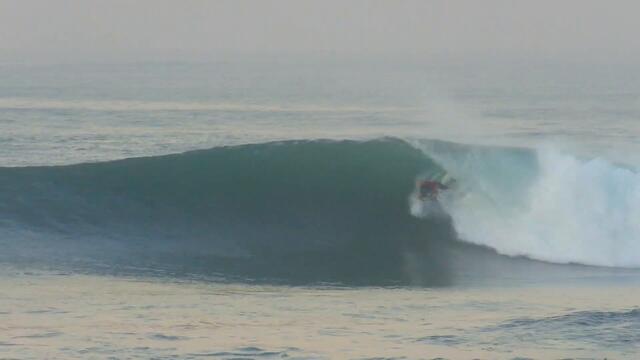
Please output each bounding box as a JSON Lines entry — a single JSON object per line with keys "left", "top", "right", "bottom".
{"left": 0, "top": 138, "right": 457, "bottom": 285}
{"left": 415, "top": 140, "right": 640, "bottom": 268}
{"left": 2, "top": 137, "right": 639, "bottom": 284}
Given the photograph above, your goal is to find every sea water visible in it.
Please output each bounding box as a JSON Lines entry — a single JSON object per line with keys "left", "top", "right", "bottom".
{"left": 1, "top": 60, "right": 639, "bottom": 359}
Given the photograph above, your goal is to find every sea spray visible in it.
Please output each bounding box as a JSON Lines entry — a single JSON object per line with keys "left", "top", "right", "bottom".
{"left": 419, "top": 141, "right": 640, "bottom": 267}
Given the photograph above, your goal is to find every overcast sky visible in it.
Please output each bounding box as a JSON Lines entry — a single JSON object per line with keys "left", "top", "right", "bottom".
{"left": 1, "top": 0, "right": 639, "bottom": 63}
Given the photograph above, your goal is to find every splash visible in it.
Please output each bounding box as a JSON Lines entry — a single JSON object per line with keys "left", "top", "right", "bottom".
{"left": 418, "top": 140, "right": 640, "bottom": 267}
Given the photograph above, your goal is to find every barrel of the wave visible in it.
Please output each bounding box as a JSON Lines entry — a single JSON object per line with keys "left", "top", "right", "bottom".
{"left": 0, "top": 138, "right": 460, "bottom": 285}
{"left": 409, "top": 173, "right": 456, "bottom": 219}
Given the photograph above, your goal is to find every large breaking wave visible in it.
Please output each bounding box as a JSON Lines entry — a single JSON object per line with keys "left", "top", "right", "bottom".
{"left": 413, "top": 140, "right": 640, "bottom": 268}
{"left": 1, "top": 137, "right": 639, "bottom": 284}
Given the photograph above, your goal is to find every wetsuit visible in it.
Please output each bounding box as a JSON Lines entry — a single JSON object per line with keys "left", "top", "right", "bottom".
{"left": 419, "top": 180, "right": 448, "bottom": 199}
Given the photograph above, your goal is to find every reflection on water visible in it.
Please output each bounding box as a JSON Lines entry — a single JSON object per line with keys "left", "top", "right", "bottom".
{"left": 1, "top": 268, "right": 638, "bottom": 359}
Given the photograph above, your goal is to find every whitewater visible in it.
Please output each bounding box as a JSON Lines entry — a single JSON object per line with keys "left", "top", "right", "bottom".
{"left": 415, "top": 140, "right": 640, "bottom": 268}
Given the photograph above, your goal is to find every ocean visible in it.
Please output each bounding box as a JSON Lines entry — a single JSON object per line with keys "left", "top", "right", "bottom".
{"left": 1, "top": 60, "right": 639, "bottom": 359}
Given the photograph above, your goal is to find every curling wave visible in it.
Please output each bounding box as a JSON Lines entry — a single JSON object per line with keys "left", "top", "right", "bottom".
{"left": 1, "top": 137, "right": 639, "bottom": 284}
{"left": 413, "top": 139, "right": 640, "bottom": 268}
{"left": 0, "top": 138, "right": 456, "bottom": 284}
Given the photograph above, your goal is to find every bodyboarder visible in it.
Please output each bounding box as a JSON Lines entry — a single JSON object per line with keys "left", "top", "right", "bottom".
{"left": 416, "top": 179, "right": 449, "bottom": 200}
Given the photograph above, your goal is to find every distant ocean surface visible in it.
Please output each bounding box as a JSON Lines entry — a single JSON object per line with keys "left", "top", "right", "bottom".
{"left": 1, "top": 61, "right": 639, "bottom": 359}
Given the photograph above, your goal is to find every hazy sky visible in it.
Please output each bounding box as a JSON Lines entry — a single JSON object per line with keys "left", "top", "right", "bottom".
{"left": 1, "top": 0, "right": 639, "bottom": 63}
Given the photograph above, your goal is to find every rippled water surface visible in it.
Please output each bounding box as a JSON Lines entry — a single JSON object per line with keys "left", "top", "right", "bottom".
{"left": 1, "top": 268, "right": 639, "bottom": 359}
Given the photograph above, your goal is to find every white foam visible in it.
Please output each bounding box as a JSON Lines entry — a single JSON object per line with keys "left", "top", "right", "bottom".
{"left": 408, "top": 192, "right": 448, "bottom": 219}
{"left": 432, "top": 146, "right": 640, "bottom": 267}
